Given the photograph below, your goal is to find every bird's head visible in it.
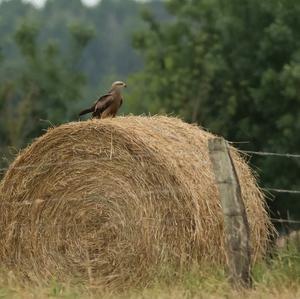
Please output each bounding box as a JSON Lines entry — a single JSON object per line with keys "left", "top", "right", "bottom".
{"left": 111, "top": 81, "right": 127, "bottom": 90}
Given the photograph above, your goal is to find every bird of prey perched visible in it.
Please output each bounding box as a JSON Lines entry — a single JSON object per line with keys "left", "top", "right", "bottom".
{"left": 79, "top": 81, "right": 126, "bottom": 119}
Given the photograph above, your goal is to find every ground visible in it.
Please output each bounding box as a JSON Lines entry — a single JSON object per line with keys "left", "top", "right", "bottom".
{"left": 0, "top": 246, "right": 299, "bottom": 299}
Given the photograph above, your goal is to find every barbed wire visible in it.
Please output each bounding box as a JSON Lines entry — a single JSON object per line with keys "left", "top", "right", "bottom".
{"left": 263, "top": 188, "right": 300, "bottom": 195}
{"left": 271, "top": 218, "right": 300, "bottom": 224}
{"left": 0, "top": 147, "right": 299, "bottom": 198}
{"left": 242, "top": 150, "right": 300, "bottom": 159}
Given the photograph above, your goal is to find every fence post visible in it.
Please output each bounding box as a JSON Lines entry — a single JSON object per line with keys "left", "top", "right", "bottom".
{"left": 208, "top": 137, "right": 252, "bottom": 288}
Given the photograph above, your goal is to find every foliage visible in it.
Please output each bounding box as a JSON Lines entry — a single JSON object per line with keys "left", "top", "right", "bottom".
{"left": 0, "top": 20, "right": 92, "bottom": 168}
{"left": 131, "top": 0, "right": 300, "bottom": 219}
{"left": 0, "top": 0, "right": 166, "bottom": 92}
{"left": 0, "top": 0, "right": 299, "bottom": 218}
{"left": 0, "top": 0, "right": 166, "bottom": 167}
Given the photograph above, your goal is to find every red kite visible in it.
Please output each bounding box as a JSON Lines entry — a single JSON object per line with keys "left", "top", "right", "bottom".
{"left": 79, "top": 81, "right": 126, "bottom": 119}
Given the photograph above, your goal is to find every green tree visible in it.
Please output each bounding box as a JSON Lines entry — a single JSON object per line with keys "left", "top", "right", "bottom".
{"left": 0, "top": 20, "right": 93, "bottom": 168}
{"left": 0, "top": 0, "right": 167, "bottom": 100}
{"left": 0, "top": 0, "right": 168, "bottom": 172}
{"left": 131, "top": 0, "right": 300, "bottom": 220}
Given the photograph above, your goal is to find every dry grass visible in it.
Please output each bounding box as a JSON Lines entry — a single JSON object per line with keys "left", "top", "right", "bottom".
{"left": 1, "top": 280, "right": 299, "bottom": 299}
{"left": 0, "top": 116, "right": 272, "bottom": 289}
{"left": 0, "top": 248, "right": 300, "bottom": 299}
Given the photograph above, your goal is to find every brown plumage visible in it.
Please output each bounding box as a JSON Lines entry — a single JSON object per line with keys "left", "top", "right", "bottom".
{"left": 79, "top": 81, "right": 126, "bottom": 119}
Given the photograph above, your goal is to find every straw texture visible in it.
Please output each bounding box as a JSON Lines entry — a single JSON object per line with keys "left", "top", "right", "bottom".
{"left": 0, "top": 116, "right": 272, "bottom": 288}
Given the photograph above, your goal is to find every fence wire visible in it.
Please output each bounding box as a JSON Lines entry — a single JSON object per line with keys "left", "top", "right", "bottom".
{"left": 242, "top": 150, "right": 300, "bottom": 159}
{"left": 263, "top": 188, "right": 300, "bottom": 195}
{"left": 0, "top": 146, "right": 299, "bottom": 201}
{"left": 271, "top": 218, "right": 300, "bottom": 224}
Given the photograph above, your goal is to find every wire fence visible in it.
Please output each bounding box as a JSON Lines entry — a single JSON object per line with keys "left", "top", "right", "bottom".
{"left": 243, "top": 149, "right": 300, "bottom": 226}
{"left": 0, "top": 147, "right": 299, "bottom": 226}
{"left": 262, "top": 188, "right": 300, "bottom": 195}
{"left": 1, "top": 149, "right": 299, "bottom": 191}
{"left": 271, "top": 218, "right": 300, "bottom": 224}
{"left": 242, "top": 150, "right": 300, "bottom": 159}
{"left": 238, "top": 149, "right": 300, "bottom": 195}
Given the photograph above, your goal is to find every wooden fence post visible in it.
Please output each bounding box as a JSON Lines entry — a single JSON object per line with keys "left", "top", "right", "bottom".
{"left": 208, "top": 137, "right": 252, "bottom": 288}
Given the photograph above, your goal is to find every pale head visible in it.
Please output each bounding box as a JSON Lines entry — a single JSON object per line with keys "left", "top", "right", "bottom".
{"left": 111, "top": 81, "right": 127, "bottom": 90}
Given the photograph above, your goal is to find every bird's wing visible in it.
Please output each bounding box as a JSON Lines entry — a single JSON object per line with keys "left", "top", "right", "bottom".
{"left": 87, "top": 93, "right": 112, "bottom": 109}
{"left": 94, "top": 94, "right": 115, "bottom": 114}
{"left": 79, "top": 92, "right": 115, "bottom": 117}
{"left": 96, "top": 93, "right": 113, "bottom": 103}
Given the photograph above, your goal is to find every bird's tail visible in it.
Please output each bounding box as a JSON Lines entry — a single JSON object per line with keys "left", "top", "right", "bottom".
{"left": 79, "top": 107, "right": 93, "bottom": 116}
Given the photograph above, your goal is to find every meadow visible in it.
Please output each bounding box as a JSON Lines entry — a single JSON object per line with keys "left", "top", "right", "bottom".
{"left": 0, "top": 246, "right": 299, "bottom": 299}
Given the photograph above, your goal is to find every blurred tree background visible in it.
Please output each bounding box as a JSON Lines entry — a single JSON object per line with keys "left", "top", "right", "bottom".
{"left": 130, "top": 0, "right": 300, "bottom": 223}
{"left": 0, "top": 0, "right": 299, "bottom": 222}
{"left": 0, "top": 0, "right": 166, "bottom": 162}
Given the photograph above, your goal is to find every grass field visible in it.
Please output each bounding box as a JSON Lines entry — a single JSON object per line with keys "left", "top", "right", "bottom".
{"left": 0, "top": 246, "right": 299, "bottom": 299}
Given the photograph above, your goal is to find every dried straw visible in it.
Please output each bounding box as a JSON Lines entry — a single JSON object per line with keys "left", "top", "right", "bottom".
{"left": 0, "top": 116, "right": 272, "bottom": 288}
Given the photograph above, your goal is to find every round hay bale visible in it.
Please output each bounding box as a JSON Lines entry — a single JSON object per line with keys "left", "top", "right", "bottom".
{"left": 0, "top": 116, "right": 271, "bottom": 288}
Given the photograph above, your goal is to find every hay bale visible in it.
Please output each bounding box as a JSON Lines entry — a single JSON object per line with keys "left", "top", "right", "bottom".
{"left": 0, "top": 116, "right": 271, "bottom": 288}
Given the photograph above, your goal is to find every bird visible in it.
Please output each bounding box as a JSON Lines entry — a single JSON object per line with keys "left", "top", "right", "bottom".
{"left": 79, "top": 81, "right": 127, "bottom": 119}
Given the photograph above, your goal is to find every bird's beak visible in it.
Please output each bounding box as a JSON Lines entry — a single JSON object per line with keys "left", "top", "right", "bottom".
{"left": 124, "top": 84, "right": 127, "bottom": 88}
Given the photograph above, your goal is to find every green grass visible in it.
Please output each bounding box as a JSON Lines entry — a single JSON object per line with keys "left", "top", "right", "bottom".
{"left": 0, "top": 248, "right": 299, "bottom": 299}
